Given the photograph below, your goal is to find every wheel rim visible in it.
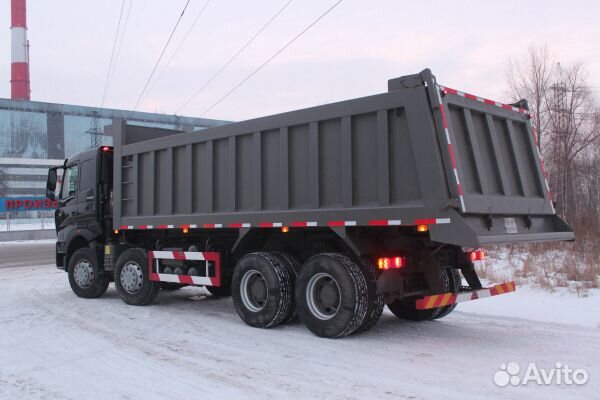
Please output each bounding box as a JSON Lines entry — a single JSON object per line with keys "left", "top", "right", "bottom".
{"left": 73, "top": 259, "right": 94, "bottom": 288}
{"left": 306, "top": 272, "right": 341, "bottom": 320}
{"left": 121, "top": 261, "right": 144, "bottom": 294}
{"left": 240, "top": 269, "right": 268, "bottom": 312}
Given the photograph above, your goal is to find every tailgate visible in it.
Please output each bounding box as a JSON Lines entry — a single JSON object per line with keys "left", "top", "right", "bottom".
{"left": 429, "top": 81, "right": 574, "bottom": 245}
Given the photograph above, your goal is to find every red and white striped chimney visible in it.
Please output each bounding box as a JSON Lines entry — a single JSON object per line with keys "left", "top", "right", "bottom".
{"left": 11, "top": 0, "right": 31, "bottom": 100}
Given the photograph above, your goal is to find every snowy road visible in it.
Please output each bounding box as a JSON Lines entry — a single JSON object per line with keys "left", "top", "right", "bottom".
{"left": 0, "top": 263, "right": 598, "bottom": 400}
{"left": 0, "top": 241, "right": 55, "bottom": 269}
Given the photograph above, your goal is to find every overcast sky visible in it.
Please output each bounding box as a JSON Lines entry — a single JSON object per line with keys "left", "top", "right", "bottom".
{"left": 1, "top": 0, "right": 598, "bottom": 121}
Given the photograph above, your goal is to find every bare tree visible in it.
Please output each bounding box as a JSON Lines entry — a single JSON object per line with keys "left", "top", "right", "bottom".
{"left": 507, "top": 45, "right": 554, "bottom": 149}
{"left": 545, "top": 63, "right": 600, "bottom": 221}
{"left": 507, "top": 47, "right": 600, "bottom": 235}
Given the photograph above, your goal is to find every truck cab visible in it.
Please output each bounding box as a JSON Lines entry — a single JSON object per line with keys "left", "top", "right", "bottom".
{"left": 46, "top": 146, "right": 113, "bottom": 271}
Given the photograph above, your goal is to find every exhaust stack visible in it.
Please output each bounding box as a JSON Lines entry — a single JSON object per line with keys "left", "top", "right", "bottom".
{"left": 11, "top": 0, "right": 30, "bottom": 100}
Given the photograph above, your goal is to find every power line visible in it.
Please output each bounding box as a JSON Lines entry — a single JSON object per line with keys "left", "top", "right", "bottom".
{"left": 132, "top": 0, "right": 192, "bottom": 112}
{"left": 200, "top": 0, "right": 345, "bottom": 117}
{"left": 100, "top": 0, "right": 126, "bottom": 108}
{"left": 107, "top": 0, "right": 135, "bottom": 88}
{"left": 146, "top": 0, "right": 211, "bottom": 98}
{"left": 176, "top": 0, "right": 294, "bottom": 114}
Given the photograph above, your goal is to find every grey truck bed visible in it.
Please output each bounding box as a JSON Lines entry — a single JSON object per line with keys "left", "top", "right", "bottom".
{"left": 111, "top": 69, "right": 574, "bottom": 247}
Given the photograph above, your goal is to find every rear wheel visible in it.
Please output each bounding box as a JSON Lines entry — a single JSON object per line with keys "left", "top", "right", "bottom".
{"left": 434, "top": 269, "right": 462, "bottom": 319}
{"left": 354, "top": 260, "right": 384, "bottom": 334}
{"left": 272, "top": 251, "right": 301, "bottom": 323}
{"left": 231, "top": 252, "right": 293, "bottom": 328}
{"left": 296, "top": 253, "right": 370, "bottom": 338}
{"left": 68, "top": 248, "right": 110, "bottom": 299}
{"left": 114, "top": 248, "right": 160, "bottom": 306}
{"left": 387, "top": 268, "right": 454, "bottom": 321}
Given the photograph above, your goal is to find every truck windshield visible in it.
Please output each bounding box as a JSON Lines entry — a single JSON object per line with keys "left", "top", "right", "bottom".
{"left": 60, "top": 164, "right": 79, "bottom": 200}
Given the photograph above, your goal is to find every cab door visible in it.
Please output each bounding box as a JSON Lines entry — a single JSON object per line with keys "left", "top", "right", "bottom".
{"left": 55, "top": 162, "right": 79, "bottom": 230}
{"left": 76, "top": 157, "right": 99, "bottom": 231}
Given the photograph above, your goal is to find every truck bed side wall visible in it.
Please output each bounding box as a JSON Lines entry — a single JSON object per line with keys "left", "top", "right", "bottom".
{"left": 112, "top": 87, "right": 454, "bottom": 231}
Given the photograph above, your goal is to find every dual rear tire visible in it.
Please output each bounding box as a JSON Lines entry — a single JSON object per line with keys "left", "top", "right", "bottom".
{"left": 231, "top": 252, "right": 295, "bottom": 328}
{"left": 232, "top": 252, "right": 383, "bottom": 338}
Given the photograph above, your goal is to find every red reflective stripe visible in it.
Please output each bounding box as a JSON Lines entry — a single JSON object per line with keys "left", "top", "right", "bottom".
{"left": 456, "top": 184, "right": 463, "bottom": 195}
{"left": 119, "top": 225, "right": 129, "bottom": 230}
{"left": 444, "top": 87, "right": 458, "bottom": 95}
{"left": 531, "top": 126, "right": 539, "bottom": 145}
{"left": 484, "top": 99, "right": 495, "bottom": 105}
{"left": 178, "top": 275, "right": 194, "bottom": 285}
{"left": 368, "top": 220, "right": 389, "bottom": 226}
{"left": 327, "top": 221, "right": 345, "bottom": 227}
{"left": 414, "top": 218, "right": 435, "bottom": 225}
{"left": 258, "top": 222, "right": 273, "bottom": 227}
{"left": 291, "top": 221, "right": 307, "bottom": 227}
{"left": 448, "top": 293, "right": 458, "bottom": 305}
{"left": 464, "top": 93, "right": 477, "bottom": 101}
{"left": 156, "top": 224, "right": 168, "bottom": 229}
{"left": 440, "top": 105, "right": 449, "bottom": 128}
{"left": 229, "top": 223, "right": 242, "bottom": 228}
{"left": 204, "top": 252, "right": 222, "bottom": 287}
{"left": 448, "top": 144, "right": 457, "bottom": 167}
{"left": 172, "top": 251, "right": 186, "bottom": 260}
{"left": 501, "top": 104, "right": 512, "bottom": 111}
{"left": 432, "top": 295, "right": 445, "bottom": 308}
{"left": 180, "top": 224, "right": 190, "bottom": 229}
{"left": 148, "top": 252, "right": 155, "bottom": 280}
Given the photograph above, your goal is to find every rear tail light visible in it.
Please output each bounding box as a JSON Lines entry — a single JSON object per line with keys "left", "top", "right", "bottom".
{"left": 416, "top": 224, "right": 428, "bottom": 232}
{"left": 377, "top": 256, "right": 406, "bottom": 270}
{"left": 467, "top": 249, "right": 486, "bottom": 261}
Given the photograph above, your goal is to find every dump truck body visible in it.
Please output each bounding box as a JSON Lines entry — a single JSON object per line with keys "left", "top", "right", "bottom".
{"left": 111, "top": 69, "right": 572, "bottom": 246}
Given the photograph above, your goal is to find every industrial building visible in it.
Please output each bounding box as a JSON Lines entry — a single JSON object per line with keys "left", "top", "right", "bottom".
{"left": 0, "top": 100, "right": 227, "bottom": 229}
{"left": 0, "top": 98, "right": 229, "bottom": 198}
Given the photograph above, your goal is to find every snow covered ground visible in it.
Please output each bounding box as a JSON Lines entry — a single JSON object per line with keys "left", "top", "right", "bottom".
{"left": 0, "top": 263, "right": 598, "bottom": 400}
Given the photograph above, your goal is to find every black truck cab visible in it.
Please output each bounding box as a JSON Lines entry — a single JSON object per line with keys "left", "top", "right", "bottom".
{"left": 46, "top": 146, "right": 113, "bottom": 270}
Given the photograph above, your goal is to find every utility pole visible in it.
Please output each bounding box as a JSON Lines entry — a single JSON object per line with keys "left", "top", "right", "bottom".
{"left": 88, "top": 111, "right": 103, "bottom": 148}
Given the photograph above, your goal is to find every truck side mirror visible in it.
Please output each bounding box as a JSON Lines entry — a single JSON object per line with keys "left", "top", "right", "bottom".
{"left": 46, "top": 167, "right": 58, "bottom": 201}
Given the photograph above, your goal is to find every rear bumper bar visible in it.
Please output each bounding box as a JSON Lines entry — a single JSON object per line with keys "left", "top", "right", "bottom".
{"left": 477, "top": 232, "right": 574, "bottom": 244}
{"left": 415, "top": 281, "right": 516, "bottom": 310}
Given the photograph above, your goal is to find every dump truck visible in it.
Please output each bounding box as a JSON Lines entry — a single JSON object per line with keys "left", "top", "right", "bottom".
{"left": 46, "top": 69, "right": 574, "bottom": 338}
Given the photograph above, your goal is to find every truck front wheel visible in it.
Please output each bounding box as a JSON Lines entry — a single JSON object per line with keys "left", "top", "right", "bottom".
{"left": 68, "top": 248, "right": 110, "bottom": 299}
{"left": 114, "top": 248, "right": 160, "bottom": 306}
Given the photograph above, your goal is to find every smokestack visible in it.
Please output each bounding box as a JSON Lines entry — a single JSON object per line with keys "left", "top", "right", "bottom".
{"left": 11, "top": 0, "right": 30, "bottom": 100}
